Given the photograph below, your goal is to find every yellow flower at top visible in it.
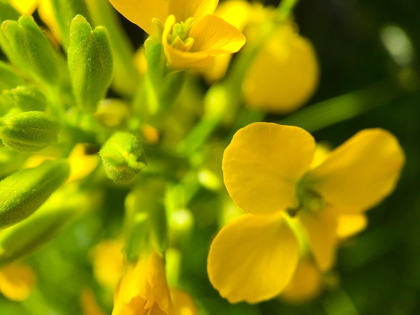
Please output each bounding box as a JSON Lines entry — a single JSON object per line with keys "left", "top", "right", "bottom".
{"left": 109, "top": 0, "right": 246, "bottom": 69}
{"left": 208, "top": 122, "right": 404, "bottom": 303}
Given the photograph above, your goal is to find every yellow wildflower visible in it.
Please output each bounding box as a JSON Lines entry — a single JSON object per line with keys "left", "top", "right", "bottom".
{"left": 81, "top": 288, "right": 107, "bottom": 315}
{"left": 280, "top": 260, "right": 322, "bottom": 303}
{"left": 113, "top": 251, "right": 174, "bottom": 315}
{"left": 243, "top": 23, "right": 319, "bottom": 114}
{"left": 91, "top": 239, "right": 125, "bottom": 290}
{"left": 208, "top": 122, "right": 404, "bottom": 303}
{"left": 0, "top": 263, "right": 36, "bottom": 301}
{"left": 109, "top": 0, "right": 246, "bottom": 69}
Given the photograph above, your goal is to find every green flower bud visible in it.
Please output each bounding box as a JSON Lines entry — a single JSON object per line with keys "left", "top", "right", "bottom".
{"left": 86, "top": 0, "right": 139, "bottom": 97}
{"left": 0, "top": 15, "right": 60, "bottom": 86}
{"left": 2, "top": 86, "right": 47, "bottom": 112}
{"left": 0, "top": 186, "right": 92, "bottom": 266}
{"left": 0, "top": 159, "right": 70, "bottom": 230}
{"left": 0, "top": 61, "right": 25, "bottom": 91}
{"left": 100, "top": 132, "right": 147, "bottom": 183}
{"left": 68, "top": 15, "right": 113, "bottom": 113}
{"left": 0, "top": 111, "right": 60, "bottom": 152}
{"left": 50, "top": 0, "right": 91, "bottom": 49}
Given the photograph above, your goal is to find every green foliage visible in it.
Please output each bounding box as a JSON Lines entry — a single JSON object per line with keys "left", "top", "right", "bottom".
{"left": 0, "top": 186, "right": 89, "bottom": 266}
{"left": 0, "top": 0, "right": 20, "bottom": 22}
{"left": 0, "top": 15, "right": 60, "bottom": 86}
{"left": 68, "top": 15, "right": 113, "bottom": 113}
{"left": 0, "top": 61, "right": 25, "bottom": 91}
{"left": 0, "top": 159, "right": 70, "bottom": 230}
{"left": 0, "top": 111, "right": 60, "bottom": 152}
{"left": 100, "top": 131, "right": 147, "bottom": 183}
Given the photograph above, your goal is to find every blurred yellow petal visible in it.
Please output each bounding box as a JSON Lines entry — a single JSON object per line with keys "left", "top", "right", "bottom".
{"left": 113, "top": 252, "right": 174, "bottom": 315}
{"left": 91, "top": 239, "right": 124, "bottom": 289}
{"left": 81, "top": 288, "right": 107, "bottom": 315}
{"left": 306, "top": 129, "right": 405, "bottom": 214}
{"left": 169, "top": 0, "right": 218, "bottom": 24}
{"left": 189, "top": 15, "right": 245, "bottom": 55}
{"left": 297, "top": 210, "right": 338, "bottom": 271}
{"left": 68, "top": 144, "right": 100, "bottom": 183}
{"left": 38, "top": 0, "right": 61, "bottom": 42}
{"left": 10, "top": 0, "right": 38, "bottom": 14}
{"left": 310, "top": 143, "right": 331, "bottom": 169}
{"left": 95, "top": 99, "right": 131, "bottom": 128}
{"left": 170, "top": 288, "right": 198, "bottom": 315}
{"left": 0, "top": 263, "right": 36, "bottom": 301}
{"left": 196, "top": 1, "right": 250, "bottom": 82}
{"left": 223, "top": 123, "right": 315, "bottom": 215}
{"left": 208, "top": 213, "right": 299, "bottom": 303}
{"left": 134, "top": 47, "right": 148, "bottom": 75}
{"left": 243, "top": 24, "right": 319, "bottom": 114}
{"left": 109, "top": 0, "right": 169, "bottom": 35}
{"left": 280, "top": 260, "right": 322, "bottom": 303}
{"left": 337, "top": 214, "right": 368, "bottom": 239}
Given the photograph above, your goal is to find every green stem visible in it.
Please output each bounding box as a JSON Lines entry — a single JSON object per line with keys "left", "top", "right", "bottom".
{"left": 277, "top": 0, "right": 300, "bottom": 21}
{"left": 279, "top": 78, "right": 405, "bottom": 133}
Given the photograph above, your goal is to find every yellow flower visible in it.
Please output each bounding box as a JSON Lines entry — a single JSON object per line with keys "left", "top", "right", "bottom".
{"left": 81, "top": 288, "right": 107, "bottom": 315}
{"left": 0, "top": 263, "right": 36, "bottom": 301}
{"left": 280, "top": 260, "right": 322, "bottom": 303}
{"left": 195, "top": 0, "right": 253, "bottom": 82}
{"left": 109, "top": 0, "right": 246, "bottom": 69}
{"left": 91, "top": 239, "right": 125, "bottom": 289}
{"left": 113, "top": 251, "right": 174, "bottom": 315}
{"left": 243, "top": 23, "right": 319, "bottom": 114}
{"left": 208, "top": 122, "right": 404, "bottom": 303}
{"left": 10, "top": 0, "right": 61, "bottom": 42}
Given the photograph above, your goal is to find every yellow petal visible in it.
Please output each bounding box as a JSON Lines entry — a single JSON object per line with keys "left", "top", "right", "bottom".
{"left": 207, "top": 213, "right": 300, "bottom": 303}
{"left": 10, "top": 0, "right": 38, "bottom": 14}
{"left": 0, "top": 263, "right": 36, "bottom": 301}
{"left": 280, "top": 260, "right": 322, "bottom": 303}
{"left": 38, "top": 0, "right": 61, "bottom": 43}
{"left": 68, "top": 144, "right": 100, "bottom": 183}
{"left": 90, "top": 239, "right": 124, "bottom": 289}
{"left": 223, "top": 123, "right": 315, "bottom": 216}
{"left": 81, "top": 288, "right": 107, "bottom": 315}
{"left": 297, "top": 210, "right": 338, "bottom": 271}
{"left": 190, "top": 15, "right": 245, "bottom": 54}
{"left": 169, "top": 0, "right": 218, "bottom": 24}
{"left": 109, "top": 0, "right": 169, "bottom": 35}
{"left": 337, "top": 214, "right": 368, "bottom": 239}
{"left": 243, "top": 23, "right": 319, "bottom": 114}
{"left": 170, "top": 288, "right": 198, "bottom": 315}
{"left": 306, "top": 129, "right": 405, "bottom": 214}
{"left": 113, "top": 252, "right": 174, "bottom": 315}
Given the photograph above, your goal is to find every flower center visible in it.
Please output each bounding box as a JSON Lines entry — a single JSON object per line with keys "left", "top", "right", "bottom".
{"left": 287, "top": 180, "right": 326, "bottom": 217}
{"left": 168, "top": 18, "right": 195, "bottom": 52}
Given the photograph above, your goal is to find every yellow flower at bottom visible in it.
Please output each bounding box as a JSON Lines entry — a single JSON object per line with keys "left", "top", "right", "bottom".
{"left": 0, "top": 263, "right": 36, "bottom": 301}
{"left": 109, "top": 0, "right": 246, "bottom": 69}
{"left": 208, "top": 123, "right": 404, "bottom": 303}
{"left": 280, "top": 260, "right": 322, "bottom": 303}
{"left": 243, "top": 24, "right": 319, "bottom": 114}
{"left": 113, "top": 251, "right": 174, "bottom": 315}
